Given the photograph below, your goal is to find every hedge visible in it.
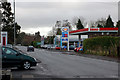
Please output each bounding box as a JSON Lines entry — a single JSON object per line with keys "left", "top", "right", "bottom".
{"left": 83, "top": 36, "right": 120, "bottom": 57}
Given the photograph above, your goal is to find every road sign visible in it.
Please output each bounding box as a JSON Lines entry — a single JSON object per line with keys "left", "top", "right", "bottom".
{"left": 62, "top": 37, "right": 68, "bottom": 42}
{"left": 1, "top": 32, "right": 7, "bottom": 46}
{"left": 62, "top": 32, "right": 68, "bottom": 37}
{"left": 62, "top": 27, "right": 69, "bottom": 32}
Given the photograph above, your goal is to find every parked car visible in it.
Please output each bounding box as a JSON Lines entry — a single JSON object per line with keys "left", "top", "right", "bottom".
{"left": 41, "top": 45, "right": 44, "bottom": 49}
{"left": 61, "top": 46, "right": 67, "bottom": 50}
{"left": 69, "top": 45, "right": 75, "bottom": 50}
{"left": 27, "top": 46, "right": 34, "bottom": 52}
{"left": 43, "top": 45, "right": 47, "bottom": 49}
{"left": 61, "top": 45, "right": 75, "bottom": 50}
{"left": 51, "top": 46, "right": 56, "bottom": 50}
{"left": 17, "top": 44, "right": 21, "bottom": 46}
{"left": 55, "top": 46, "right": 61, "bottom": 50}
{"left": 47, "top": 45, "right": 52, "bottom": 50}
{"left": 74, "top": 47, "right": 83, "bottom": 52}
{"left": 2, "top": 46, "right": 37, "bottom": 69}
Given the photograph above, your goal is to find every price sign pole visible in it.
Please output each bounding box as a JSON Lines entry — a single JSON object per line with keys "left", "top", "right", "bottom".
{"left": 61, "top": 27, "right": 69, "bottom": 51}
{"left": 67, "top": 28, "right": 69, "bottom": 51}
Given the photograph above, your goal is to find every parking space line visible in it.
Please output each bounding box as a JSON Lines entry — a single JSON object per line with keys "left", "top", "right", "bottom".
{"left": 22, "top": 75, "right": 34, "bottom": 78}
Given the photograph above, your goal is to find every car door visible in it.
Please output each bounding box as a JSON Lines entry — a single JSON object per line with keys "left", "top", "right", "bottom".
{"left": 2, "top": 47, "right": 21, "bottom": 67}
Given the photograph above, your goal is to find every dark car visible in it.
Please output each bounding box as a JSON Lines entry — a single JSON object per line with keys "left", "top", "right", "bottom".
{"left": 27, "top": 46, "right": 34, "bottom": 52}
{"left": 69, "top": 45, "right": 75, "bottom": 50}
{"left": 2, "top": 46, "right": 37, "bottom": 69}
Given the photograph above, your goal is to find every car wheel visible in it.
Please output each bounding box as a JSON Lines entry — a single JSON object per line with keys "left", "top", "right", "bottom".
{"left": 22, "top": 61, "right": 31, "bottom": 70}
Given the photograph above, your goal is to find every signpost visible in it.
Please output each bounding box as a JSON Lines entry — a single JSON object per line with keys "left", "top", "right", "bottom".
{"left": 61, "top": 27, "right": 69, "bottom": 51}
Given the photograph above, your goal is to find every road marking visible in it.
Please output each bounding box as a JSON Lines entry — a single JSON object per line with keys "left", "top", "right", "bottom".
{"left": 22, "top": 75, "right": 34, "bottom": 78}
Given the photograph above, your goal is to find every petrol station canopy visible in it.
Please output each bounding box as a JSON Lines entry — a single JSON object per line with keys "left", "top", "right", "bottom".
{"left": 69, "top": 28, "right": 118, "bottom": 35}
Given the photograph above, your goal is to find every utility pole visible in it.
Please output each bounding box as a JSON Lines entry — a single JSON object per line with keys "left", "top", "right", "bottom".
{"left": 14, "top": 0, "right": 16, "bottom": 45}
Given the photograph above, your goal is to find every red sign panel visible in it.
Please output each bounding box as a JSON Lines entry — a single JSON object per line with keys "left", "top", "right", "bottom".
{"left": 3, "top": 37, "right": 6, "bottom": 46}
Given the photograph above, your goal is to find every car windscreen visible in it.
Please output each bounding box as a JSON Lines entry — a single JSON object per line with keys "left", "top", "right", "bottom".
{"left": 13, "top": 47, "right": 24, "bottom": 54}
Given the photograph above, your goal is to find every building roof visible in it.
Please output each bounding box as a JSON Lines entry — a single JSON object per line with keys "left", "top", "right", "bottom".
{"left": 69, "top": 28, "right": 118, "bottom": 35}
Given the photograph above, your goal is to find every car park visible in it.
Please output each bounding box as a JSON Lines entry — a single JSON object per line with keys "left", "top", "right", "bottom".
{"left": 27, "top": 46, "right": 34, "bottom": 52}
{"left": 2, "top": 46, "right": 37, "bottom": 69}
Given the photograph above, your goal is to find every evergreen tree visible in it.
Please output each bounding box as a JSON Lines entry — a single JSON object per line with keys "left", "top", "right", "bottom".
{"left": 76, "top": 19, "right": 84, "bottom": 29}
{"left": 116, "top": 20, "right": 120, "bottom": 28}
{"left": 97, "top": 24, "right": 103, "bottom": 28}
{"left": 56, "top": 28, "right": 62, "bottom": 35}
{"left": 116, "top": 20, "right": 120, "bottom": 36}
{"left": 105, "top": 15, "right": 114, "bottom": 28}
{"left": 1, "top": 1, "right": 21, "bottom": 44}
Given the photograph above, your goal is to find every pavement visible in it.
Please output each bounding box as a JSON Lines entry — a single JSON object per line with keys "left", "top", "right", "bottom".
{"left": 10, "top": 46, "right": 118, "bottom": 79}
{"left": 46, "top": 49, "right": 118, "bottom": 63}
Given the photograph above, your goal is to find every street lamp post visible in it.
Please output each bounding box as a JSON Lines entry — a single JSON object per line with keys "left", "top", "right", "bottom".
{"left": 14, "top": 0, "right": 16, "bottom": 45}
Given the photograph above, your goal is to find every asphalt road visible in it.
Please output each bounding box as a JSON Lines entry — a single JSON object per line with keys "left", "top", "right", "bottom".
{"left": 12, "top": 46, "right": 118, "bottom": 79}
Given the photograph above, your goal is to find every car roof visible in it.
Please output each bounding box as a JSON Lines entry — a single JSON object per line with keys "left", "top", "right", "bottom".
{"left": 29, "top": 46, "right": 33, "bottom": 47}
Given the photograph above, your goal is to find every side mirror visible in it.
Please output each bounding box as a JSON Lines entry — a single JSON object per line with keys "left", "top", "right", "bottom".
{"left": 16, "top": 53, "right": 21, "bottom": 56}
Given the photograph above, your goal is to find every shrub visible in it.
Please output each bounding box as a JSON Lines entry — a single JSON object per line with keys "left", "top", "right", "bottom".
{"left": 83, "top": 36, "right": 120, "bottom": 57}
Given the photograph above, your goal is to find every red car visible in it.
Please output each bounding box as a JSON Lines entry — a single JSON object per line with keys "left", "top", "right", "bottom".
{"left": 55, "top": 46, "right": 61, "bottom": 50}
{"left": 74, "top": 47, "right": 83, "bottom": 52}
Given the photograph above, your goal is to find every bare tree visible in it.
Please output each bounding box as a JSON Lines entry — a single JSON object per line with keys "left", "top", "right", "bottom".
{"left": 72, "top": 17, "right": 78, "bottom": 26}
{"left": 55, "top": 21, "right": 61, "bottom": 28}
{"left": 95, "top": 18, "right": 106, "bottom": 27}
{"left": 47, "top": 30, "right": 53, "bottom": 36}
{"left": 62, "top": 20, "right": 72, "bottom": 31}
{"left": 89, "top": 21, "right": 96, "bottom": 28}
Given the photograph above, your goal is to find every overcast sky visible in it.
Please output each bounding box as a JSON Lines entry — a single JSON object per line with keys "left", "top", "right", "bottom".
{"left": 8, "top": 0, "right": 119, "bottom": 36}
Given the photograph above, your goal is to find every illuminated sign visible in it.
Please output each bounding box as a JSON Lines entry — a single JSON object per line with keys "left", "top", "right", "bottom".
{"left": 62, "top": 27, "right": 69, "bottom": 32}
{"left": 61, "top": 27, "right": 69, "bottom": 51}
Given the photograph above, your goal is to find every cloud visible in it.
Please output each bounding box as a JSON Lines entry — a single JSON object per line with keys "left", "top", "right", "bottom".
{"left": 8, "top": 2, "right": 118, "bottom": 36}
{"left": 22, "top": 27, "right": 52, "bottom": 36}
{"left": 8, "top": 0, "right": 120, "bottom": 2}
